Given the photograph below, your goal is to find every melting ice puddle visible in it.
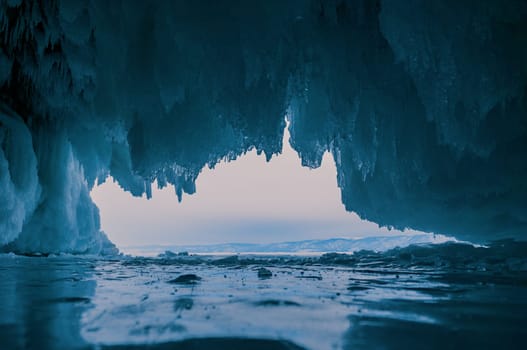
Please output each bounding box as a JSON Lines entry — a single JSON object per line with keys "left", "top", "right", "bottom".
{"left": 1, "top": 242, "right": 527, "bottom": 349}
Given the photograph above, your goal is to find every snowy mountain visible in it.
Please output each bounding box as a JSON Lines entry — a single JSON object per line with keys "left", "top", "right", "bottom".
{"left": 129, "top": 234, "right": 454, "bottom": 256}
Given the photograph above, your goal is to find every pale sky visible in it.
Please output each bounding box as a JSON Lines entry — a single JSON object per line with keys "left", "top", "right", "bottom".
{"left": 90, "top": 125, "right": 422, "bottom": 248}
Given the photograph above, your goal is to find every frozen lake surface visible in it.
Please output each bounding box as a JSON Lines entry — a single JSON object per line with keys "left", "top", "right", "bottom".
{"left": 1, "top": 241, "right": 527, "bottom": 349}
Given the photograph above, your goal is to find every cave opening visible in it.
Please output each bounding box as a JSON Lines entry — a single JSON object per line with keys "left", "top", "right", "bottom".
{"left": 90, "top": 121, "right": 438, "bottom": 255}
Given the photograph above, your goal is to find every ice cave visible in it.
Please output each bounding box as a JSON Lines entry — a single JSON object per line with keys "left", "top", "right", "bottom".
{"left": 0, "top": 1, "right": 526, "bottom": 349}
{"left": 1, "top": 0, "right": 526, "bottom": 254}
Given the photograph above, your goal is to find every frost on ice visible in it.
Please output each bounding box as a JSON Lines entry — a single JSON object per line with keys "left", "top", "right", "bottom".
{"left": 0, "top": 0, "right": 526, "bottom": 253}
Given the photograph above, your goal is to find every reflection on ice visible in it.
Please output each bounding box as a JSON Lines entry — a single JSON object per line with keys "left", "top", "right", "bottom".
{"left": 1, "top": 241, "right": 527, "bottom": 349}
{"left": 0, "top": 256, "right": 95, "bottom": 349}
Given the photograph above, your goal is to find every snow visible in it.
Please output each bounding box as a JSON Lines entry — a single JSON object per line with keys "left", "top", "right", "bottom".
{"left": 0, "top": 0, "right": 526, "bottom": 253}
{"left": 132, "top": 234, "right": 454, "bottom": 257}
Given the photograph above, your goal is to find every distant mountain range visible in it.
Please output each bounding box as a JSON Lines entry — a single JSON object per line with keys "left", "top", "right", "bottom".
{"left": 125, "top": 234, "right": 454, "bottom": 256}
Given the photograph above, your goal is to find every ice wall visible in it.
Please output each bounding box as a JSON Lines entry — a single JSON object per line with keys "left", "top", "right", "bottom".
{"left": 0, "top": 106, "right": 116, "bottom": 254}
{"left": 0, "top": 0, "right": 526, "bottom": 253}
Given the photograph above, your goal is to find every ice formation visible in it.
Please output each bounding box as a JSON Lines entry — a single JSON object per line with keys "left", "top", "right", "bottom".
{"left": 0, "top": 0, "right": 526, "bottom": 253}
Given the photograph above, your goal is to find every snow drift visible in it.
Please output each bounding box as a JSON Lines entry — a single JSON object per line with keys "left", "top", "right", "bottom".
{"left": 0, "top": 0, "right": 526, "bottom": 253}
